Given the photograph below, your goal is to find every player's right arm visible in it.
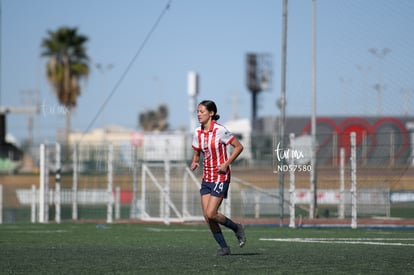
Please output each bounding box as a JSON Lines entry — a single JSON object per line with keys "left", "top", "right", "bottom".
{"left": 190, "top": 150, "right": 200, "bottom": 171}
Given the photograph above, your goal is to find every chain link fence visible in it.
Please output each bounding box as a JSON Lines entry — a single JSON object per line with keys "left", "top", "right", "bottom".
{"left": 1, "top": 129, "right": 413, "bottom": 224}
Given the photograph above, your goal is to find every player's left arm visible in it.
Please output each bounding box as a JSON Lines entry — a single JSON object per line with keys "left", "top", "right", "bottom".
{"left": 218, "top": 138, "right": 243, "bottom": 174}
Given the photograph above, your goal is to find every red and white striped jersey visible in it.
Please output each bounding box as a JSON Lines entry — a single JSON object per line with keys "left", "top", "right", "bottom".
{"left": 192, "top": 121, "right": 235, "bottom": 183}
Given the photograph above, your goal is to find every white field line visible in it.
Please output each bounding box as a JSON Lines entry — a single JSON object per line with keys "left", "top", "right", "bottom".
{"left": 146, "top": 227, "right": 209, "bottom": 232}
{"left": 260, "top": 238, "right": 414, "bottom": 247}
{"left": 14, "top": 230, "right": 69, "bottom": 234}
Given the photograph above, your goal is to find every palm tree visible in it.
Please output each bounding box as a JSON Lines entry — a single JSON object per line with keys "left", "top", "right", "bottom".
{"left": 41, "top": 26, "right": 90, "bottom": 144}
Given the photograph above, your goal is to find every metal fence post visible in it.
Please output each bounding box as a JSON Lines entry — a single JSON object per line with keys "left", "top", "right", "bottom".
{"left": 31, "top": 184, "right": 36, "bottom": 223}
{"left": 350, "top": 132, "right": 357, "bottom": 229}
{"left": 107, "top": 143, "right": 114, "bottom": 224}
{"left": 55, "top": 142, "right": 61, "bottom": 224}
{"left": 72, "top": 144, "right": 78, "bottom": 221}
{"left": 289, "top": 133, "right": 296, "bottom": 228}
{"left": 0, "top": 184, "right": 3, "bottom": 224}
{"left": 39, "top": 144, "right": 46, "bottom": 223}
{"left": 115, "top": 186, "right": 120, "bottom": 220}
{"left": 339, "top": 147, "right": 345, "bottom": 219}
{"left": 130, "top": 145, "right": 138, "bottom": 219}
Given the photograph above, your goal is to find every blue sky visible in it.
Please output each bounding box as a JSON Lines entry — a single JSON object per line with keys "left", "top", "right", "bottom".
{"left": 2, "top": 0, "right": 414, "bottom": 143}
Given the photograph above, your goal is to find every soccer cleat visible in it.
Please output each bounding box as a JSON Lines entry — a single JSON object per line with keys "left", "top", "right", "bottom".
{"left": 235, "top": 224, "right": 246, "bottom": 247}
{"left": 216, "top": 247, "right": 231, "bottom": 256}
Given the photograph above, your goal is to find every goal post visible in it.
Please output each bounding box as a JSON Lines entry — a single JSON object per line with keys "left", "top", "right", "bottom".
{"left": 140, "top": 161, "right": 204, "bottom": 224}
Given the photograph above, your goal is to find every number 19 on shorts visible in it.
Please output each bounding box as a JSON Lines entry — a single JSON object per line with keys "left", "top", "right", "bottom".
{"left": 214, "top": 182, "right": 224, "bottom": 193}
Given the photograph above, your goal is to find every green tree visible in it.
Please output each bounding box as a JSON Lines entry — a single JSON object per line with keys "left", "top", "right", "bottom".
{"left": 139, "top": 104, "right": 169, "bottom": 131}
{"left": 41, "top": 26, "right": 90, "bottom": 144}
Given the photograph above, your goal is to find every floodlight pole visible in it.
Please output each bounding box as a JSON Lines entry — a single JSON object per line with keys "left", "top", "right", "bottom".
{"left": 0, "top": 0, "right": 2, "bottom": 106}
{"left": 277, "top": 0, "right": 288, "bottom": 227}
{"left": 309, "top": 0, "right": 318, "bottom": 219}
{"left": 368, "top": 48, "right": 390, "bottom": 116}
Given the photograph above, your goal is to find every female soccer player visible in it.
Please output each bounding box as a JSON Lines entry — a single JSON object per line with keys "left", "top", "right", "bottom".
{"left": 190, "top": 100, "right": 246, "bottom": 256}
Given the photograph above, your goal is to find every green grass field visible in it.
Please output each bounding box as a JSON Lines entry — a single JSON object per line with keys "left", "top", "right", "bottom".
{"left": 1, "top": 223, "right": 414, "bottom": 274}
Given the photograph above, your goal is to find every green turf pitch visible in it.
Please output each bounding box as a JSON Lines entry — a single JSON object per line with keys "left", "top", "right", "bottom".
{"left": 1, "top": 223, "right": 414, "bottom": 274}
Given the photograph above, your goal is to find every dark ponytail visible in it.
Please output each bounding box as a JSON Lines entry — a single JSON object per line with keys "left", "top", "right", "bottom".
{"left": 199, "top": 100, "right": 220, "bottom": 121}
